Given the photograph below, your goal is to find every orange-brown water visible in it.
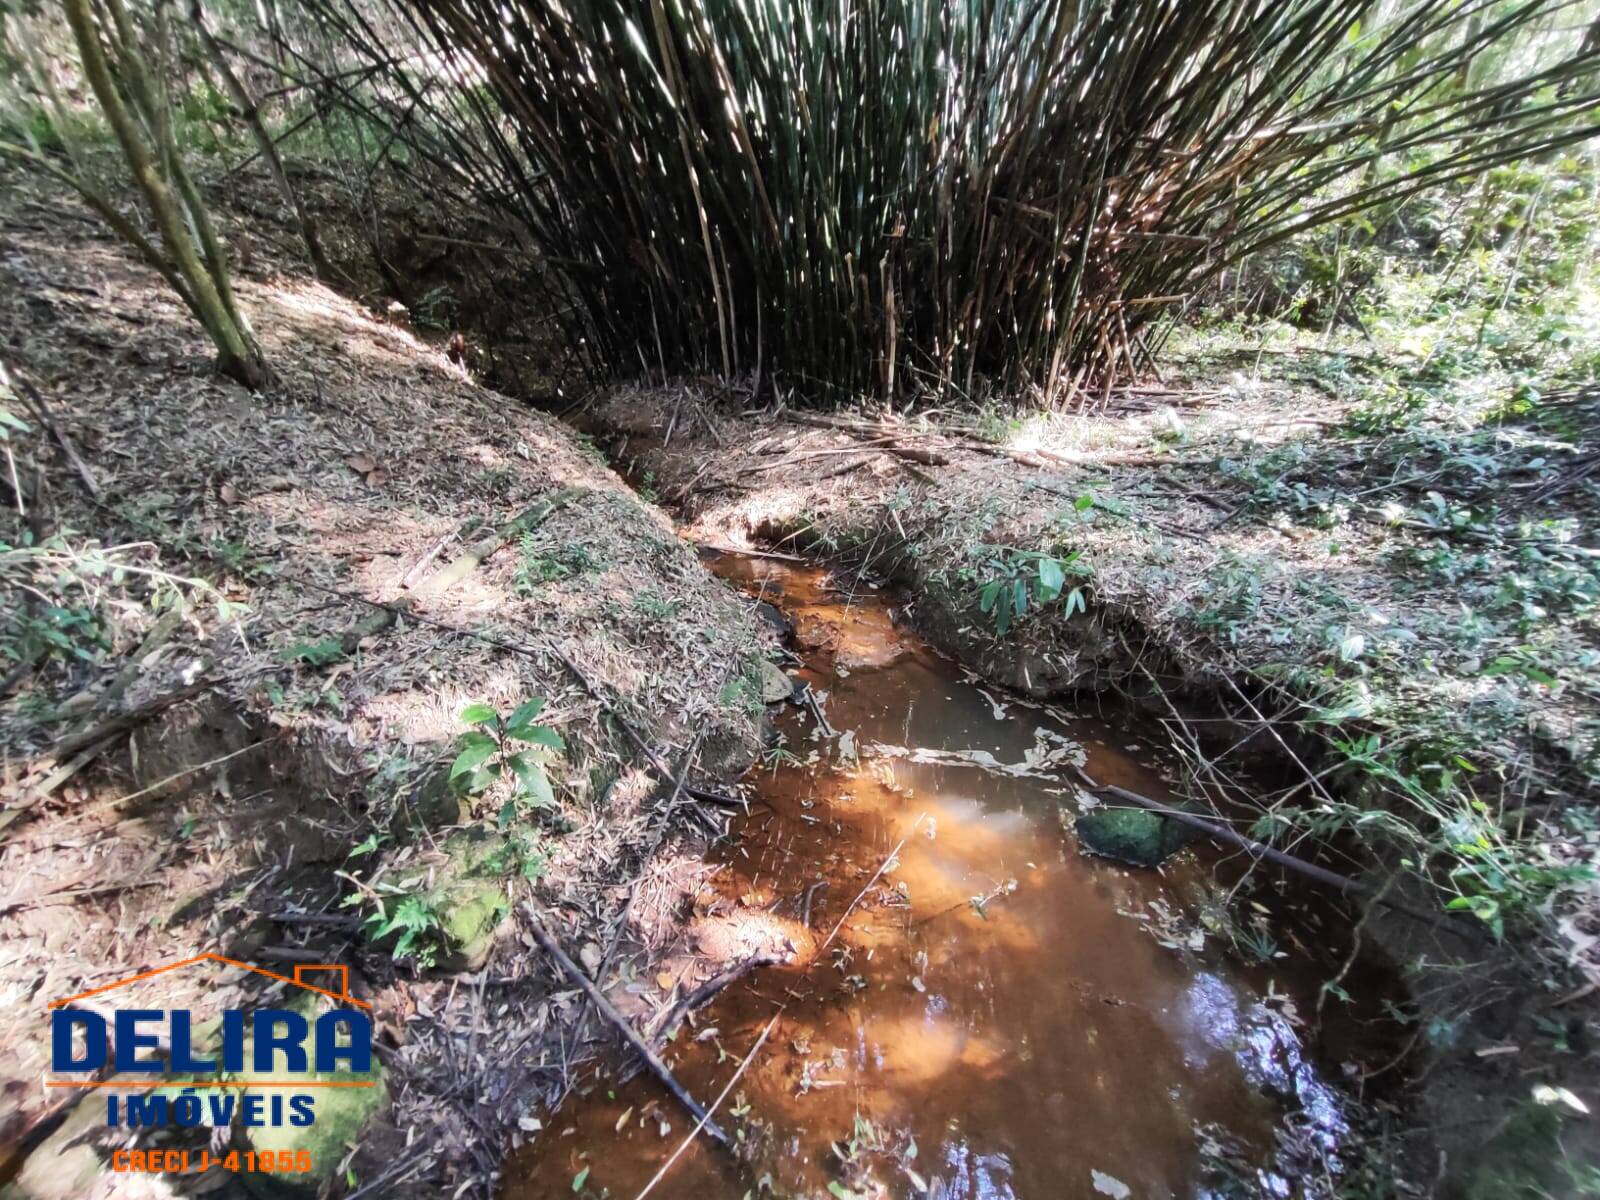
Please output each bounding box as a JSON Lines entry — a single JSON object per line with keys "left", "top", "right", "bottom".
{"left": 505, "top": 554, "right": 1373, "bottom": 1200}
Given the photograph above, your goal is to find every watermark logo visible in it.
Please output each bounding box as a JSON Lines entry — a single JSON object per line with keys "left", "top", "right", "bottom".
{"left": 48, "top": 952, "right": 375, "bottom": 1177}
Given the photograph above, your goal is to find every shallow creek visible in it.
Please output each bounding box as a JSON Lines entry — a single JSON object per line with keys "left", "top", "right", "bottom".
{"left": 505, "top": 553, "right": 1381, "bottom": 1200}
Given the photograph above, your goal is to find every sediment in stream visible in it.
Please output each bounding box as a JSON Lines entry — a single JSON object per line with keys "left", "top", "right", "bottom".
{"left": 503, "top": 552, "right": 1398, "bottom": 1200}
{"left": 569, "top": 381, "right": 1590, "bottom": 1197}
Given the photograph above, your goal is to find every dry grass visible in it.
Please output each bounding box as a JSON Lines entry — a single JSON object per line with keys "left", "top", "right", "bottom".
{"left": 0, "top": 164, "right": 779, "bottom": 1195}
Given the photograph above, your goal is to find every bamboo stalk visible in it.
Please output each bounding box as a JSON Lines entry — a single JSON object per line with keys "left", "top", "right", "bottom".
{"left": 521, "top": 908, "right": 732, "bottom": 1146}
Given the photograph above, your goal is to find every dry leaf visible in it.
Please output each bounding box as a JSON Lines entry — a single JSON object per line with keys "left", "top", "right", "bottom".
{"left": 656, "top": 972, "right": 675, "bottom": 991}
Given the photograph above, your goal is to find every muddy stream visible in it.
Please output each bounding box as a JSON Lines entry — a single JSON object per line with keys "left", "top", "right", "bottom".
{"left": 505, "top": 552, "right": 1390, "bottom": 1200}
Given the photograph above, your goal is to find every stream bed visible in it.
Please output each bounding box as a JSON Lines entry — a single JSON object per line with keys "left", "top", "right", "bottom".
{"left": 505, "top": 552, "right": 1391, "bottom": 1200}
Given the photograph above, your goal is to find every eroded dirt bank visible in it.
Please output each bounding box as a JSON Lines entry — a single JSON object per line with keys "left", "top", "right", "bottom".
{"left": 503, "top": 551, "right": 1400, "bottom": 1200}
{"left": 574, "top": 381, "right": 1600, "bottom": 1196}
{"left": 0, "top": 170, "right": 786, "bottom": 1198}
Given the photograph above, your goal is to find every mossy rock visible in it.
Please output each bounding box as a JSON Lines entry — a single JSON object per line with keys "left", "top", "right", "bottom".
{"left": 3, "top": 1091, "right": 105, "bottom": 1199}
{"left": 233, "top": 998, "right": 389, "bottom": 1199}
{"left": 1075, "top": 805, "right": 1199, "bottom": 867}
{"left": 238, "top": 1068, "right": 388, "bottom": 1199}
{"left": 756, "top": 659, "right": 796, "bottom": 704}
{"left": 432, "top": 877, "right": 510, "bottom": 971}
{"left": 399, "top": 767, "right": 465, "bottom": 834}
{"left": 427, "top": 828, "right": 512, "bottom": 971}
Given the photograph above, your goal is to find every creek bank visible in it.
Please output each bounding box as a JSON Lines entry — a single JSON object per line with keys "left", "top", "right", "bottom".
{"left": 0, "top": 167, "right": 785, "bottom": 1198}
{"left": 572, "top": 379, "right": 1600, "bottom": 1195}
{"left": 506, "top": 550, "right": 1389, "bottom": 1199}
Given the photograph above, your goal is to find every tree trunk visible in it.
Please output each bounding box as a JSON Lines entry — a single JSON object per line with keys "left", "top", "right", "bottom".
{"left": 61, "top": 0, "right": 269, "bottom": 388}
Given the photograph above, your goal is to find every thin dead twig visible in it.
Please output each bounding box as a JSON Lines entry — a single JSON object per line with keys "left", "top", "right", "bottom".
{"left": 521, "top": 906, "right": 732, "bottom": 1146}
{"left": 632, "top": 1012, "right": 781, "bottom": 1200}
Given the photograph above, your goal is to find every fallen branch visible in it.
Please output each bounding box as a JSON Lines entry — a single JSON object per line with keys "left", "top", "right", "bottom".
{"left": 4, "top": 676, "right": 220, "bottom": 828}
{"left": 521, "top": 906, "right": 731, "bottom": 1146}
{"left": 50, "top": 605, "right": 186, "bottom": 723}
{"left": 647, "top": 952, "right": 786, "bottom": 1047}
{"left": 4, "top": 362, "right": 100, "bottom": 499}
{"left": 633, "top": 1013, "right": 780, "bottom": 1200}
{"left": 699, "top": 541, "right": 808, "bottom": 564}
{"left": 882, "top": 443, "right": 949, "bottom": 466}
{"left": 1070, "top": 767, "right": 1480, "bottom": 938}
{"left": 547, "top": 645, "right": 747, "bottom": 810}
{"left": 417, "top": 487, "right": 584, "bottom": 596}
{"left": 49, "top": 677, "right": 214, "bottom": 763}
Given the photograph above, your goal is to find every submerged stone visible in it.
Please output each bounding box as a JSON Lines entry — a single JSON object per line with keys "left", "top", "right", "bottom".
{"left": 1075, "top": 805, "right": 1198, "bottom": 867}
{"left": 757, "top": 659, "right": 796, "bottom": 703}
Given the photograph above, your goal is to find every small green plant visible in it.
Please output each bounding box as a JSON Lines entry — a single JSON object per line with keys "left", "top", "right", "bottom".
{"left": 483, "top": 827, "right": 550, "bottom": 882}
{"left": 282, "top": 638, "right": 345, "bottom": 667}
{"left": 971, "top": 546, "right": 1089, "bottom": 636}
{"left": 760, "top": 743, "right": 800, "bottom": 774}
{"left": 358, "top": 887, "right": 446, "bottom": 968}
{"left": 412, "top": 285, "right": 458, "bottom": 331}
{"left": 451, "top": 699, "right": 565, "bottom": 829}
{"left": 514, "top": 537, "right": 599, "bottom": 593}
{"left": 632, "top": 589, "right": 680, "bottom": 621}
{"left": 1228, "top": 921, "right": 1281, "bottom": 964}
{"left": 343, "top": 845, "right": 446, "bottom": 968}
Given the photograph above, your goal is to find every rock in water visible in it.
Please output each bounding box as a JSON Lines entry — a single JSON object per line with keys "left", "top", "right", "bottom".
{"left": 1075, "top": 805, "right": 1198, "bottom": 867}
{"left": 757, "top": 659, "right": 796, "bottom": 703}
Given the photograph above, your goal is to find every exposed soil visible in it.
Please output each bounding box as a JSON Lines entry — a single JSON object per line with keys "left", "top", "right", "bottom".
{"left": 0, "top": 167, "right": 781, "bottom": 1198}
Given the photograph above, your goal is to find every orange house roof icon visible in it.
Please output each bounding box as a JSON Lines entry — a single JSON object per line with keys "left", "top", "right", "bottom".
{"left": 50, "top": 951, "right": 371, "bottom": 1011}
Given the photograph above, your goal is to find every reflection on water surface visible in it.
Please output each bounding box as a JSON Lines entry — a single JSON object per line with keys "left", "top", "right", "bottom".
{"left": 505, "top": 555, "right": 1365, "bottom": 1200}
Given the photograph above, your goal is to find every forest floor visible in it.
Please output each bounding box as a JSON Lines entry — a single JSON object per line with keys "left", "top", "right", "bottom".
{"left": 1, "top": 150, "right": 1598, "bottom": 1198}
{"left": 0, "top": 165, "right": 787, "bottom": 1199}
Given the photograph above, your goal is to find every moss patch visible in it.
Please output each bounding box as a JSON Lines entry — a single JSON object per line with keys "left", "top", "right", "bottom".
{"left": 1075, "top": 805, "right": 1198, "bottom": 867}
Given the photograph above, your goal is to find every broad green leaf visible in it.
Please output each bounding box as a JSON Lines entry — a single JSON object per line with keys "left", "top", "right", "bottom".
{"left": 506, "top": 697, "right": 546, "bottom": 727}
{"left": 510, "top": 755, "right": 556, "bottom": 807}
{"left": 459, "top": 703, "right": 498, "bottom": 725}
{"left": 509, "top": 723, "right": 565, "bottom": 750}
{"left": 1037, "top": 555, "right": 1065, "bottom": 599}
{"left": 450, "top": 741, "right": 497, "bottom": 780}
{"left": 283, "top": 639, "right": 345, "bottom": 666}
